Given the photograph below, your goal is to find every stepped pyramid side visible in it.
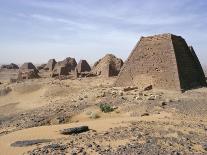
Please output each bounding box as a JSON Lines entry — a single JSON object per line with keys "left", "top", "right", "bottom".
{"left": 171, "top": 35, "right": 206, "bottom": 90}
{"left": 115, "top": 33, "right": 206, "bottom": 91}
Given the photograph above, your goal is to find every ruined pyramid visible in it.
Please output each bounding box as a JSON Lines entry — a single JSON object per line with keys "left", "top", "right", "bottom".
{"left": 115, "top": 33, "right": 206, "bottom": 91}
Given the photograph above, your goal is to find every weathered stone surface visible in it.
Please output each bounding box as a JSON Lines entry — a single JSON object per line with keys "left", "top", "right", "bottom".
{"left": 1, "top": 63, "right": 19, "bottom": 69}
{"left": 115, "top": 33, "right": 206, "bottom": 91}
{"left": 123, "top": 87, "right": 138, "bottom": 92}
{"left": 11, "top": 139, "right": 52, "bottom": 147}
{"left": 92, "top": 54, "right": 123, "bottom": 77}
{"left": 141, "top": 112, "right": 150, "bottom": 117}
{"left": 29, "top": 143, "right": 67, "bottom": 154}
{"left": 52, "top": 57, "right": 77, "bottom": 77}
{"left": 20, "top": 62, "right": 38, "bottom": 73}
{"left": 18, "top": 70, "right": 39, "bottom": 80}
{"left": 76, "top": 60, "right": 91, "bottom": 73}
{"left": 60, "top": 126, "right": 89, "bottom": 135}
{"left": 18, "top": 62, "right": 39, "bottom": 79}
{"left": 44, "top": 59, "right": 57, "bottom": 71}
{"left": 37, "top": 64, "right": 46, "bottom": 70}
{"left": 143, "top": 85, "right": 153, "bottom": 91}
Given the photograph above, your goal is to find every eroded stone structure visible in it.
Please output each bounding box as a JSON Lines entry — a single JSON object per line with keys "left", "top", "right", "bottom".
{"left": 92, "top": 54, "right": 123, "bottom": 77}
{"left": 20, "top": 63, "right": 38, "bottom": 72}
{"left": 37, "top": 64, "right": 46, "bottom": 70}
{"left": 18, "top": 62, "right": 39, "bottom": 79}
{"left": 44, "top": 59, "right": 57, "bottom": 71}
{"left": 115, "top": 33, "right": 206, "bottom": 91}
{"left": 52, "top": 57, "right": 77, "bottom": 77}
{"left": 1, "top": 63, "right": 19, "bottom": 69}
{"left": 76, "top": 60, "right": 91, "bottom": 73}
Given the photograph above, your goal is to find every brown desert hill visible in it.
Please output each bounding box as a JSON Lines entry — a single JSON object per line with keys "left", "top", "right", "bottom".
{"left": 92, "top": 54, "right": 123, "bottom": 77}
{"left": 76, "top": 60, "right": 91, "bottom": 73}
{"left": 115, "top": 33, "right": 206, "bottom": 91}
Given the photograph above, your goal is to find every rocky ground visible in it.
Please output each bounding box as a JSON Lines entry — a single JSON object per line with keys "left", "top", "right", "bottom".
{"left": 0, "top": 77, "right": 207, "bottom": 155}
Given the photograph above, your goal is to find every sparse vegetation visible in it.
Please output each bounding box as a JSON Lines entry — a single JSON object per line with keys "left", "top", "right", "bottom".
{"left": 90, "top": 112, "right": 100, "bottom": 119}
{"left": 99, "top": 103, "right": 114, "bottom": 113}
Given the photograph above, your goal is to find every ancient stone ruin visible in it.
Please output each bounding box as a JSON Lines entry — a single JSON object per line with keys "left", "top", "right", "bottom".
{"left": 18, "top": 62, "right": 39, "bottom": 80}
{"left": 76, "top": 60, "right": 91, "bottom": 73}
{"left": 52, "top": 57, "right": 77, "bottom": 77}
{"left": 115, "top": 33, "right": 206, "bottom": 91}
{"left": 92, "top": 54, "right": 123, "bottom": 77}
{"left": 37, "top": 64, "right": 46, "bottom": 71}
{"left": 1, "top": 63, "right": 19, "bottom": 69}
{"left": 44, "top": 59, "right": 57, "bottom": 71}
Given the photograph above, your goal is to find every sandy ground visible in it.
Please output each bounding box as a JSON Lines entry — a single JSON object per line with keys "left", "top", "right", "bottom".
{"left": 0, "top": 75, "right": 207, "bottom": 155}
{"left": 0, "top": 112, "right": 172, "bottom": 155}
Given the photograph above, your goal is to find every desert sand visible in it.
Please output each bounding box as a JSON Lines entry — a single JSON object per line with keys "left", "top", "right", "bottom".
{"left": 0, "top": 76, "right": 207, "bottom": 155}
{"left": 0, "top": 34, "right": 207, "bottom": 154}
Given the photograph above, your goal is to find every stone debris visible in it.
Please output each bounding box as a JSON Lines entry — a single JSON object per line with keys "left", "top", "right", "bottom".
{"left": 143, "top": 85, "right": 153, "bottom": 91}
{"left": 27, "top": 119, "right": 207, "bottom": 155}
{"left": 141, "top": 112, "right": 150, "bottom": 117}
{"left": 60, "top": 126, "right": 89, "bottom": 135}
{"left": 123, "top": 87, "right": 138, "bottom": 92}
{"left": 28, "top": 143, "right": 67, "bottom": 155}
{"left": 11, "top": 139, "right": 52, "bottom": 147}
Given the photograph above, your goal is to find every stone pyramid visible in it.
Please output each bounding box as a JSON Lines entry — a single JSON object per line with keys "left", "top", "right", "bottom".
{"left": 76, "top": 60, "right": 91, "bottom": 73}
{"left": 20, "top": 62, "right": 38, "bottom": 73}
{"left": 92, "top": 54, "right": 123, "bottom": 77}
{"left": 115, "top": 33, "right": 206, "bottom": 91}
{"left": 44, "top": 59, "right": 57, "bottom": 71}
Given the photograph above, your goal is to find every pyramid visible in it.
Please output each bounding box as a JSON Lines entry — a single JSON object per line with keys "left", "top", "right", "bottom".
{"left": 20, "top": 62, "right": 38, "bottom": 73}
{"left": 76, "top": 60, "right": 91, "bottom": 73}
{"left": 44, "top": 59, "right": 57, "bottom": 71}
{"left": 18, "top": 62, "right": 39, "bottom": 79}
{"left": 115, "top": 33, "right": 206, "bottom": 91}
{"left": 92, "top": 54, "right": 123, "bottom": 77}
{"left": 52, "top": 57, "right": 77, "bottom": 76}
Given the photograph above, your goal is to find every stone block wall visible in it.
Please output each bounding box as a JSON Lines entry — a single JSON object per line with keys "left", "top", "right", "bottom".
{"left": 172, "top": 36, "right": 206, "bottom": 90}
{"left": 115, "top": 33, "right": 206, "bottom": 91}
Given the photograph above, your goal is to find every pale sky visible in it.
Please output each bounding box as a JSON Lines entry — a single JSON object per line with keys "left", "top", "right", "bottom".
{"left": 0, "top": 0, "right": 207, "bottom": 65}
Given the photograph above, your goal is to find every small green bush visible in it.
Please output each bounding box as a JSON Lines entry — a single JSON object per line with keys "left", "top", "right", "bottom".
{"left": 100, "top": 103, "right": 114, "bottom": 113}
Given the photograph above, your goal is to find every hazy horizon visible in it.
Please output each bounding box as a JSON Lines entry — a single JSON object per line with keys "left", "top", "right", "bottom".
{"left": 1, "top": 0, "right": 207, "bottom": 65}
